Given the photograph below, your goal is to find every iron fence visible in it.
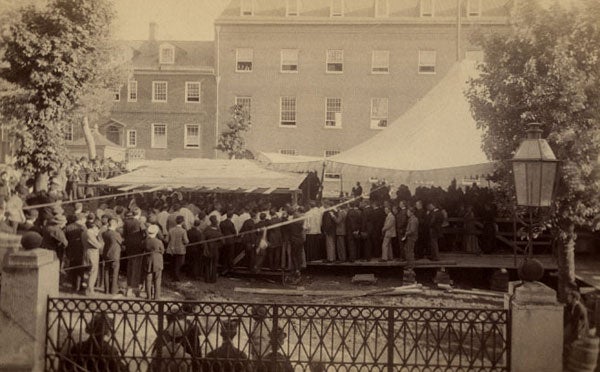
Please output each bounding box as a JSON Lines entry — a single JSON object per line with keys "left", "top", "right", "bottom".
{"left": 45, "top": 298, "right": 510, "bottom": 371}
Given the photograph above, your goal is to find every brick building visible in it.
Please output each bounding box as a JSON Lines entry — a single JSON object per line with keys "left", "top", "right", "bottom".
{"left": 69, "top": 23, "right": 217, "bottom": 161}
{"left": 215, "top": 0, "right": 510, "bottom": 158}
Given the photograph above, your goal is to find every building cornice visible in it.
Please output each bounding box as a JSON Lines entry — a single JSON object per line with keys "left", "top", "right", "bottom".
{"left": 214, "top": 16, "right": 509, "bottom": 26}
{"left": 132, "top": 67, "right": 215, "bottom": 75}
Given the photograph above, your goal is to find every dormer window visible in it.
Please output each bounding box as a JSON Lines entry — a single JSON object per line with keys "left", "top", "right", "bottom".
{"left": 159, "top": 44, "right": 175, "bottom": 64}
{"left": 467, "top": 0, "right": 481, "bottom": 17}
{"left": 375, "top": 0, "right": 389, "bottom": 18}
{"left": 330, "top": 0, "right": 344, "bottom": 17}
{"left": 420, "top": 0, "right": 434, "bottom": 17}
{"left": 241, "top": 0, "right": 254, "bottom": 16}
{"left": 286, "top": 0, "right": 300, "bottom": 16}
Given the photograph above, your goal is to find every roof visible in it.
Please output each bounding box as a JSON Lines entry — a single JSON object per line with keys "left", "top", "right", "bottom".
{"left": 118, "top": 40, "right": 214, "bottom": 71}
{"left": 69, "top": 130, "right": 122, "bottom": 148}
{"left": 216, "top": 0, "right": 511, "bottom": 24}
{"left": 94, "top": 158, "right": 306, "bottom": 193}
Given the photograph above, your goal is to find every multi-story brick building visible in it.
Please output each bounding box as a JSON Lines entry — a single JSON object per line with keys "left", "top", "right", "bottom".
{"left": 70, "top": 23, "right": 217, "bottom": 160}
{"left": 215, "top": 0, "right": 510, "bottom": 158}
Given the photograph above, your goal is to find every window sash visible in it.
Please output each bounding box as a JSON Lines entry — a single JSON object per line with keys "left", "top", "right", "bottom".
{"left": 185, "top": 125, "right": 200, "bottom": 148}
{"left": 128, "top": 81, "right": 137, "bottom": 102}
{"left": 127, "top": 130, "right": 137, "bottom": 148}
{"left": 279, "top": 149, "right": 297, "bottom": 156}
{"left": 418, "top": 50, "right": 436, "bottom": 73}
{"left": 371, "top": 98, "right": 389, "bottom": 128}
{"left": 160, "top": 47, "right": 174, "bottom": 64}
{"left": 236, "top": 48, "right": 254, "bottom": 71}
{"left": 372, "top": 50, "right": 389, "bottom": 73}
{"left": 281, "top": 49, "right": 299, "bottom": 72}
{"left": 63, "top": 123, "right": 73, "bottom": 142}
{"left": 152, "top": 124, "right": 167, "bottom": 148}
{"left": 113, "top": 87, "right": 121, "bottom": 101}
{"left": 152, "top": 82, "right": 168, "bottom": 102}
{"left": 186, "top": 82, "right": 201, "bottom": 103}
{"left": 280, "top": 97, "right": 297, "bottom": 126}
{"left": 236, "top": 96, "right": 252, "bottom": 114}
{"left": 324, "top": 150, "right": 340, "bottom": 157}
{"left": 326, "top": 50, "right": 343, "bottom": 72}
{"left": 326, "top": 98, "right": 342, "bottom": 127}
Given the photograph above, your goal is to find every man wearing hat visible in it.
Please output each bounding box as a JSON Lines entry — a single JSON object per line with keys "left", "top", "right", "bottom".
{"left": 258, "top": 326, "right": 294, "bottom": 372}
{"left": 202, "top": 215, "right": 222, "bottom": 283}
{"left": 143, "top": 224, "right": 164, "bottom": 300}
{"left": 65, "top": 212, "right": 87, "bottom": 293}
{"left": 41, "top": 214, "right": 68, "bottom": 266}
{"left": 103, "top": 217, "right": 123, "bottom": 295}
{"left": 124, "top": 207, "right": 145, "bottom": 296}
{"left": 205, "top": 318, "right": 248, "bottom": 372}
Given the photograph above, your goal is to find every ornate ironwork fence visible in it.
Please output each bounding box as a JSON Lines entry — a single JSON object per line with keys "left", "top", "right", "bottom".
{"left": 45, "top": 298, "right": 510, "bottom": 371}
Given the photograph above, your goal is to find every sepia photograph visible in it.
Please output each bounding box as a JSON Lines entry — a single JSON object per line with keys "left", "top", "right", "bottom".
{"left": 0, "top": 0, "right": 598, "bottom": 370}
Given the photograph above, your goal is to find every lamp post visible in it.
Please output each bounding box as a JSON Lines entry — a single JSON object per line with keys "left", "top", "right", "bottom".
{"left": 511, "top": 122, "right": 559, "bottom": 281}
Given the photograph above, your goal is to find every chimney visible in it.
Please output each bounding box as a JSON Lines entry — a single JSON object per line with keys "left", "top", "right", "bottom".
{"left": 149, "top": 22, "right": 158, "bottom": 41}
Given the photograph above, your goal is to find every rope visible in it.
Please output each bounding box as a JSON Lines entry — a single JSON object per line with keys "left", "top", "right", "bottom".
{"left": 22, "top": 190, "right": 156, "bottom": 210}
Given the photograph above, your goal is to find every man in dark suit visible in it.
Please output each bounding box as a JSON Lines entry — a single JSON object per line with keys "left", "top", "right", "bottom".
{"left": 219, "top": 211, "right": 237, "bottom": 274}
{"left": 267, "top": 209, "right": 283, "bottom": 270}
{"left": 372, "top": 202, "right": 387, "bottom": 258}
{"left": 360, "top": 202, "right": 374, "bottom": 261}
{"left": 345, "top": 202, "right": 362, "bottom": 263}
{"left": 203, "top": 215, "right": 223, "bottom": 283}
{"left": 187, "top": 220, "right": 204, "bottom": 279}
{"left": 102, "top": 218, "right": 123, "bottom": 295}
{"left": 65, "top": 213, "right": 87, "bottom": 293}
{"left": 427, "top": 202, "right": 444, "bottom": 261}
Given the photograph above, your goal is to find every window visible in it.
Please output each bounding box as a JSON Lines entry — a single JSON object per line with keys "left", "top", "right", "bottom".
{"left": 326, "top": 49, "right": 343, "bottom": 73}
{"left": 325, "top": 98, "right": 342, "bottom": 128}
{"left": 324, "top": 150, "right": 340, "bottom": 157}
{"left": 467, "top": 0, "right": 481, "bottom": 17}
{"left": 420, "top": 0, "right": 434, "bottom": 17}
{"left": 372, "top": 50, "right": 389, "bottom": 73}
{"left": 279, "top": 149, "right": 297, "bottom": 156}
{"left": 371, "top": 98, "right": 389, "bottom": 129}
{"left": 235, "top": 96, "right": 252, "bottom": 115}
{"left": 185, "top": 82, "right": 201, "bottom": 103}
{"left": 127, "top": 130, "right": 137, "bottom": 148}
{"left": 236, "top": 48, "right": 253, "bottom": 72}
{"left": 127, "top": 81, "right": 137, "bottom": 102}
{"left": 63, "top": 123, "right": 73, "bottom": 142}
{"left": 375, "top": 0, "right": 388, "bottom": 17}
{"left": 330, "top": 0, "right": 344, "bottom": 17}
{"left": 286, "top": 0, "right": 300, "bottom": 16}
{"left": 113, "top": 87, "right": 121, "bottom": 101}
{"left": 159, "top": 45, "right": 175, "bottom": 64}
{"left": 280, "top": 49, "right": 299, "bottom": 72}
{"left": 151, "top": 124, "right": 167, "bottom": 148}
{"left": 280, "top": 97, "right": 297, "bottom": 127}
{"left": 418, "top": 50, "right": 436, "bottom": 74}
{"left": 184, "top": 124, "right": 200, "bottom": 148}
{"left": 152, "top": 81, "right": 168, "bottom": 102}
{"left": 240, "top": 0, "right": 253, "bottom": 16}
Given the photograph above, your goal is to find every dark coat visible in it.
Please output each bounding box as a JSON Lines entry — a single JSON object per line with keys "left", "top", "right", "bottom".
{"left": 396, "top": 208, "right": 409, "bottom": 234}
{"left": 321, "top": 210, "right": 337, "bottom": 235}
{"left": 267, "top": 216, "right": 283, "bottom": 247}
{"left": 102, "top": 229, "right": 123, "bottom": 261}
{"left": 65, "top": 222, "right": 85, "bottom": 265}
{"left": 345, "top": 208, "right": 362, "bottom": 236}
{"left": 240, "top": 219, "right": 258, "bottom": 247}
{"left": 41, "top": 224, "right": 68, "bottom": 252}
{"left": 61, "top": 337, "right": 128, "bottom": 372}
{"left": 203, "top": 225, "right": 223, "bottom": 258}
{"left": 428, "top": 209, "right": 444, "bottom": 239}
{"left": 219, "top": 219, "right": 237, "bottom": 246}
{"left": 123, "top": 217, "right": 145, "bottom": 255}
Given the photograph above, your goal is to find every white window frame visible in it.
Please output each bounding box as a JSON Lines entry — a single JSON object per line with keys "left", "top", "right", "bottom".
{"left": 152, "top": 81, "right": 168, "bottom": 102}
{"left": 286, "top": 0, "right": 300, "bottom": 16}
{"left": 279, "top": 149, "right": 297, "bottom": 156}
{"left": 235, "top": 96, "right": 252, "bottom": 115}
{"left": 326, "top": 49, "right": 343, "bottom": 73}
{"left": 467, "top": 0, "right": 481, "bottom": 17}
{"left": 240, "top": 0, "right": 254, "bottom": 16}
{"left": 185, "top": 82, "right": 201, "bottom": 103}
{"left": 63, "top": 123, "right": 73, "bottom": 142}
{"left": 113, "top": 86, "right": 121, "bottom": 102}
{"left": 371, "top": 50, "right": 390, "bottom": 74}
{"left": 151, "top": 123, "right": 167, "bottom": 149}
{"left": 330, "top": 0, "right": 344, "bottom": 17}
{"left": 279, "top": 96, "right": 297, "bottom": 127}
{"left": 127, "top": 81, "right": 137, "bottom": 102}
{"left": 184, "top": 124, "right": 201, "bottom": 149}
{"left": 325, "top": 97, "right": 342, "bottom": 129}
{"left": 280, "top": 49, "right": 299, "bottom": 73}
{"left": 370, "top": 98, "right": 389, "bottom": 130}
{"left": 420, "top": 0, "right": 434, "bottom": 17}
{"left": 324, "top": 150, "right": 340, "bottom": 157}
{"left": 418, "top": 50, "right": 437, "bottom": 74}
{"left": 375, "top": 0, "right": 389, "bottom": 17}
{"left": 236, "top": 48, "right": 253, "bottom": 72}
{"left": 126, "top": 130, "right": 137, "bottom": 148}
{"left": 159, "top": 45, "right": 175, "bottom": 64}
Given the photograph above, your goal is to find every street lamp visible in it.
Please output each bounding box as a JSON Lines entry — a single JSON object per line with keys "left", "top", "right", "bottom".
{"left": 511, "top": 122, "right": 559, "bottom": 281}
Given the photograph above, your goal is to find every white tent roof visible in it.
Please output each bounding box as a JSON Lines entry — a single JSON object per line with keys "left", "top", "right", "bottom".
{"left": 328, "top": 61, "right": 490, "bottom": 171}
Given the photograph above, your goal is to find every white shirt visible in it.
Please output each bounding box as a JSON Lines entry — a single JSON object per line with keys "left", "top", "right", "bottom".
{"left": 303, "top": 207, "right": 323, "bottom": 235}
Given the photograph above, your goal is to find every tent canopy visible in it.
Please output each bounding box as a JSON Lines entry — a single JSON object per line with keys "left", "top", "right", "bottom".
{"left": 94, "top": 158, "right": 306, "bottom": 194}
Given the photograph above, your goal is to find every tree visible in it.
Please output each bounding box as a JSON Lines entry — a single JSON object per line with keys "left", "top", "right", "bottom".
{"left": 216, "top": 104, "right": 252, "bottom": 159}
{"left": 466, "top": 0, "right": 600, "bottom": 302}
{"left": 0, "top": 0, "right": 124, "bottom": 190}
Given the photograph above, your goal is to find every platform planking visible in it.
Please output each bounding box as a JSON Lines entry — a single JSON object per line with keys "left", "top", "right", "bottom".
{"left": 307, "top": 253, "right": 558, "bottom": 270}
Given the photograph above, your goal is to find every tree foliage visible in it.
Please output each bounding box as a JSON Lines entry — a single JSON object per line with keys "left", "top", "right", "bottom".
{"left": 0, "top": 0, "right": 122, "bottom": 183}
{"left": 216, "top": 104, "right": 252, "bottom": 159}
{"left": 466, "top": 0, "right": 600, "bottom": 299}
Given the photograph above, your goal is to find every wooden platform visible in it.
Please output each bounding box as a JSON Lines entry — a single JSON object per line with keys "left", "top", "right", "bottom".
{"left": 308, "top": 253, "right": 558, "bottom": 270}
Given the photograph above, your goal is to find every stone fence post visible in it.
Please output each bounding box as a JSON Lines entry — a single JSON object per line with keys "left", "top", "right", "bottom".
{"left": 0, "top": 244, "right": 59, "bottom": 372}
{"left": 507, "top": 280, "right": 564, "bottom": 372}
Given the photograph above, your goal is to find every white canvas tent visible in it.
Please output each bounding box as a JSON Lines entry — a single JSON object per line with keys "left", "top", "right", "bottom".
{"left": 262, "top": 61, "right": 493, "bottom": 192}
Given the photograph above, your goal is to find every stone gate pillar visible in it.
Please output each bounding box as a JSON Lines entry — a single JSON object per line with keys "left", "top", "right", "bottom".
{"left": 0, "top": 246, "right": 59, "bottom": 372}
{"left": 508, "top": 281, "right": 564, "bottom": 372}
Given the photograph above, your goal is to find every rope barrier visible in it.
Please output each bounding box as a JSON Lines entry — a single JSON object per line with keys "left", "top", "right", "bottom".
{"left": 22, "top": 189, "right": 157, "bottom": 210}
